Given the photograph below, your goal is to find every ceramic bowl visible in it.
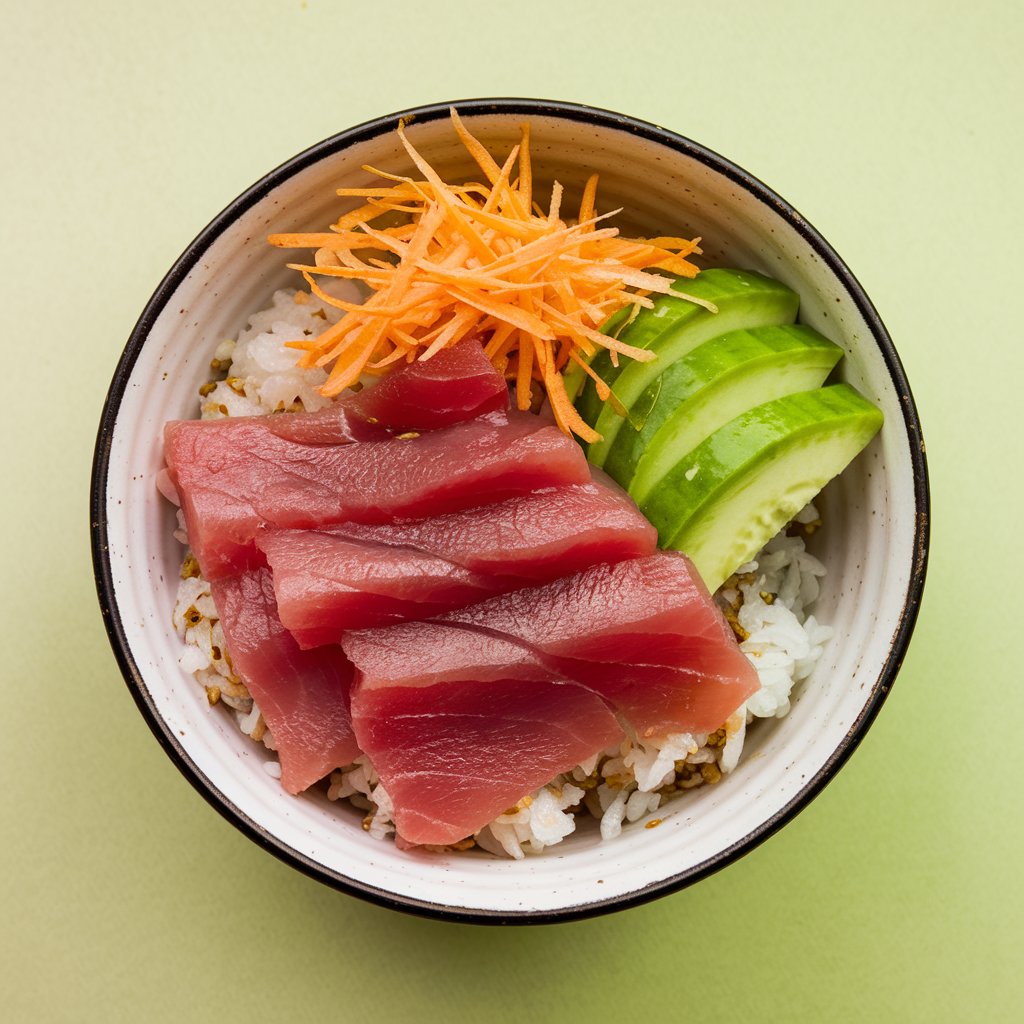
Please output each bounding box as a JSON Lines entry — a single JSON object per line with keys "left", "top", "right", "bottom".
{"left": 91, "top": 98, "right": 929, "bottom": 923}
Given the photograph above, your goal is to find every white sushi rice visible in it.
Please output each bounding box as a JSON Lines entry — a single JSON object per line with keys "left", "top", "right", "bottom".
{"left": 194, "top": 289, "right": 343, "bottom": 420}
{"left": 171, "top": 289, "right": 833, "bottom": 858}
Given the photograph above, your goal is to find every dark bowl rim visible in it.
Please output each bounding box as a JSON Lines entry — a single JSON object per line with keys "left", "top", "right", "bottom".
{"left": 90, "top": 96, "right": 930, "bottom": 926}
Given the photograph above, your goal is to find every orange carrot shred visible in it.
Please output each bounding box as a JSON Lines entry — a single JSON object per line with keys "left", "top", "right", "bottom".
{"left": 267, "top": 109, "right": 705, "bottom": 439}
{"left": 578, "top": 174, "right": 599, "bottom": 227}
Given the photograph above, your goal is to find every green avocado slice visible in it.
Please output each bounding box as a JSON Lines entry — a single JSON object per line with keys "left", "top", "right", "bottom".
{"left": 602, "top": 324, "right": 843, "bottom": 502}
{"left": 640, "top": 384, "right": 883, "bottom": 592}
{"left": 577, "top": 269, "right": 800, "bottom": 466}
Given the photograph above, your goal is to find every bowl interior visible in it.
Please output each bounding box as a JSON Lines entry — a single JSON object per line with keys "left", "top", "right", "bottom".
{"left": 97, "top": 104, "right": 923, "bottom": 920}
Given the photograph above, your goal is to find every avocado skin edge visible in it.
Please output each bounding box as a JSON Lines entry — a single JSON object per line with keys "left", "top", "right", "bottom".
{"left": 581, "top": 270, "right": 801, "bottom": 465}
{"left": 576, "top": 268, "right": 798, "bottom": 430}
{"left": 639, "top": 384, "right": 883, "bottom": 588}
{"left": 603, "top": 323, "right": 844, "bottom": 495}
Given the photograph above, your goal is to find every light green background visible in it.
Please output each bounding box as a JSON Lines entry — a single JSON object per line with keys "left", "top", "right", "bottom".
{"left": 3, "top": 1, "right": 1020, "bottom": 1020}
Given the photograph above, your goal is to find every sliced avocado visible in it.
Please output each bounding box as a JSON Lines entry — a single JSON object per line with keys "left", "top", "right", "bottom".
{"left": 602, "top": 324, "right": 843, "bottom": 502}
{"left": 578, "top": 269, "right": 800, "bottom": 466}
{"left": 641, "top": 384, "right": 883, "bottom": 592}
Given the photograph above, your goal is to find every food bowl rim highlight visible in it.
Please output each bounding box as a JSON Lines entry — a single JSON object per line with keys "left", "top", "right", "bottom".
{"left": 90, "top": 97, "right": 930, "bottom": 924}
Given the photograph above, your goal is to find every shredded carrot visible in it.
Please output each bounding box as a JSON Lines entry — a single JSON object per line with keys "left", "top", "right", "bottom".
{"left": 267, "top": 108, "right": 705, "bottom": 439}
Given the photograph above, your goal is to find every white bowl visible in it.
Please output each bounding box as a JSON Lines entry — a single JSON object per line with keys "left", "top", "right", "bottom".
{"left": 92, "top": 99, "right": 929, "bottom": 923}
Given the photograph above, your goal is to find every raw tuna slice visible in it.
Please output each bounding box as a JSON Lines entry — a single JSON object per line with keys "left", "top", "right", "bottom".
{"left": 210, "top": 567, "right": 360, "bottom": 794}
{"left": 353, "top": 678, "right": 624, "bottom": 847}
{"left": 344, "top": 552, "right": 760, "bottom": 739}
{"left": 256, "top": 533, "right": 504, "bottom": 649}
{"left": 198, "top": 336, "right": 507, "bottom": 445}
{"left": 314, "top": 471, "right": 657, "bottom": 582}
{"left": 251, "top": 405, "right": 392, "bottom": 445}
{"left": 256, "top": 474, "right": 657, "bottom": 647}
{"left": 183, "top": 336, "right": 506, "bottom": 447}
{"left": 165, "top": 410, "right": 589, "bottom": 580}
{"left": 345, "top": 621, "right": 551, "bottom": 689}
{"left": 345, "top": 336, "right": 508, "bottom": 430}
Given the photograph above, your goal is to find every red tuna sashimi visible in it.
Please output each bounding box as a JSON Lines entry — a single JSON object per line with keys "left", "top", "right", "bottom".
{"left": 344, "top": 553, "right": 760, "bottom": 739}
{"left": 345, "top": 621, "right": 551, "bottom": 688}
{"left": 443, "top": 552, "right": 739, "bottom": 666}
{"left": 441, "top": 552, "right": 760, "bottom": 736}
{"left": 256, "top": 474, "right": 657, "bottom": 647}
{"left": 188, "top": 336, "right": 507, "bottom": 446}
{"left": 313, "top": 472, "right": 657, "bottom": 582}
{"left": 210, "top": 567, "right": 360, "bottom": 793}
{"left": 345, "top": 616, "right": 738, "bottom": 738}
{"left": 345, "top": 335, "right": 508, "bottom": 430}
{"left": 256, "top": 533, "right": 503, "bottom": 648}
{"left": 249, "top": 405, "right": 392, "bottom": 445}
{"left": 352, "top": 679, "right": 624, "bottom": 847}
{"left": 165, "top": 410, "right": 589, "bottom": 580}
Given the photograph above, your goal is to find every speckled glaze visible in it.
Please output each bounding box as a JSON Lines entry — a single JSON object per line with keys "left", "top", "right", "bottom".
{"left": 91, "top": 99, "right": 928, "bottom": 923}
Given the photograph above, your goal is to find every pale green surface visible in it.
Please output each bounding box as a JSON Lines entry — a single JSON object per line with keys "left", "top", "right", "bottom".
{"left": 2, "top": 0, "right": 1020, "bottom": 1020}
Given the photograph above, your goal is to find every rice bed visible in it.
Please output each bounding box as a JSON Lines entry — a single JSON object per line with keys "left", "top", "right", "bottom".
{"left": 171, "top": 289, "right": 832, "bottom": 858}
